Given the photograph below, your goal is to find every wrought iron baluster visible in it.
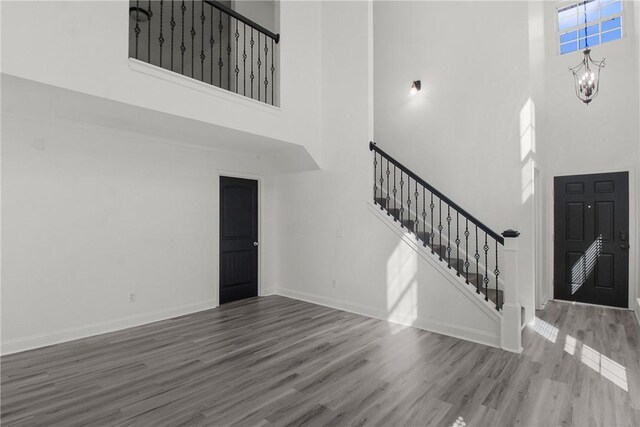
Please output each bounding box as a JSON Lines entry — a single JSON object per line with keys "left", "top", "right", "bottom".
{"left": 227, "top": 15, "right": 231, "bottom": 90}
{"left": 200, "top": 3, "right": 205, "bottom": 81}
{"left": 373, "top": 152, "right": 378, "bottom": 201}
{"left": 250, "top": 29, "right": 254, "bottom": 99}
{"left": 393, "top": 165, "right": 397, "bottom": 218}
{"left": 134, "top": 1, "right": 140, "bottom": 59}
{"left": 379, "top": 152, "right": 384, "bottom": 209}
{"left": 475, "top": 225, "right": 480, "bottom": 293}
{"left": 446, "top": 205, "right": 452, "bottom": 268}
{"left": 406, "top": 177, "right": 412, "bottom": 230}
{"left": 243, "top": 25, "right": 247, "bottom": 96}
{"left": 464, "top": 219, "right": 470, "bottom": 283}
{"left": 494, "top": 240, "right": 500, "bottom": 310}
{"left": 414, "top": 183, "right": 419, "bottom": 238}
{"left": 271, "top": 38, "right": 275, "bottom": 105}
{"left": 484, "top": 233, "right": 489, "bottom": 301}
{"left": 438, "top": 199, "right": 443, "bottom": 260}
{"left": 148, "top": 1, "right": 152, "bottom": 63}
{"left": 180, "top": 1, "right": 186, "bottom": 74}
{"left": 400, "top": 172, "right": 404, "bottom": 226}
{"left": 455, "top": 211, "right": 460, "bottom": 276}
{"left": 422, "top": 186, "right": 427, "bottom": 246}
{"left": 159, "top": 0, "right": 164, "bottom": 67}
{"left": 191, "top": 3, "right": 196, "bottom": 77}
{"left": 170, "top": 0, "right": 175, "bottom": 71}
{"left": 264, "top": 38, "right": 269, "bottom": 104}
{"left": 257, "top": 33, "right": 261, "bottom": 101}
{"left": 430, "top": 193, "right": 435, "bottom": 254}
{"left": 218, "top": 11, "right": 223, "bottom": 87}
{"left": 386, "top": 160, "right": 390, "bottom": 212}
{"left": 210, "top": 7, "right": 214, "bottom": 84}
{"left": 235, "top": 21, "right": 239, "bottom": 93}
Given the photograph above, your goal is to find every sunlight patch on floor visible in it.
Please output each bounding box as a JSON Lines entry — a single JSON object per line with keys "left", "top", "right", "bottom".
{"left": 563, "top": 333, "right": 628, "bottom": 391}
{"left": 581, "top": 343, "right": 628, "bottom": 392}
{"left": 528, "top": 317, "right": 559, "bottom": 343}
{"left": 564, "top": 335, "right": 577, "bottom": 355}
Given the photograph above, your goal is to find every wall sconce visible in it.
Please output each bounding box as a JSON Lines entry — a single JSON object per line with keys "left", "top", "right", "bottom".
{"left": 409, "top": 80, "right": 421, "bottom": 96}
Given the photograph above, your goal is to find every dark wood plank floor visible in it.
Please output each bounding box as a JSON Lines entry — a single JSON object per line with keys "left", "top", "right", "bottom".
{"left": 2, "top": 296, "right": 640, "bottom": 426}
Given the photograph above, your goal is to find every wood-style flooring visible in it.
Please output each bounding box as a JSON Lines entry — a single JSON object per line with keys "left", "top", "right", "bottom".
{"left": 2, "top": 296, "right": 640, "bottom": 426}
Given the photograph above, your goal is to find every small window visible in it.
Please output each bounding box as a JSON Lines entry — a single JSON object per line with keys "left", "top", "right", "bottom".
{"left": 557, "top": 0, "right": 623, "bottom": 55}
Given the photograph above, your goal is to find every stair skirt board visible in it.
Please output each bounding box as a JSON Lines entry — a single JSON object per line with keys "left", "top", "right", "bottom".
{"left": 368, "top": 202, "right": 502, "bottom": 321}
{"left": 275, "top": 287, "right": 501, "bottom": 349}
{"left": 373, "top": 193, "right": 505, "bottom": 304}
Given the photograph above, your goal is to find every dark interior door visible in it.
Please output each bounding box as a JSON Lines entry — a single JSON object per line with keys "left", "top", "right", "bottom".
{"left": 220, "top": 176, "right": 258, "bottom": 304}
{"left": 554, "top": 172, "right": 629, "bottom": 308}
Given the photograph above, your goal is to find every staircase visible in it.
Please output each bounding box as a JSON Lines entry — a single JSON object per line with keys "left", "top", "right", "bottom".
{"left": 373, "top": 195, "right": 504, "bottom": 308}
{"left": 369, "top": 141, "right": 514, "bottom": 313}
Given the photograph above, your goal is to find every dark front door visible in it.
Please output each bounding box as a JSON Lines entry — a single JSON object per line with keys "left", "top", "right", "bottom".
{"left": 554, "top": 172, "right": 629, "bottom": 308}
{"left": 220, "top": 176, "right": 258, "bottom": 304}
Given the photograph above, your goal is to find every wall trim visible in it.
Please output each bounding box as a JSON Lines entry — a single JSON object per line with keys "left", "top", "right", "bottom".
{"left": 0, "top": 301, "right": 216, "bottom": 356}
{"left": 635, "top": 298, "right": 640, "bottom": 326}
{"left": 275, "top": 287, "right": 501, "bottom": 349}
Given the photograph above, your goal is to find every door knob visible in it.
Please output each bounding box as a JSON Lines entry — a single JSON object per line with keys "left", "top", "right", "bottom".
{"left": 620, "top": 243, "right": 629, "bottom": 251}
{"left": 253, "top": 241, "right": 259, "bottom": 247}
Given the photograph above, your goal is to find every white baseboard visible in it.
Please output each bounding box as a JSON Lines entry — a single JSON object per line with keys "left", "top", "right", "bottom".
{"left": 1, "top": 301, "right": 216, "bottom": 356}
{"left": 274, "top": 288, "right": 501, "bottom": 349}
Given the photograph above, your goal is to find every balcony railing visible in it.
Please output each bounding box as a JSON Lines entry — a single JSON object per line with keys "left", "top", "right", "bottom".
{"left": 129, "top": 0, "right": 280, "bottom": 106}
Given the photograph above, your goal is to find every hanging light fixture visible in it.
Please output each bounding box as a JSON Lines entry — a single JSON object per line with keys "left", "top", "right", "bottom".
{"left": 569, "top": 2, "right": 605, "bottom": 105}
{"left": 569, "top": 49, "right": 605, "bottom": 104}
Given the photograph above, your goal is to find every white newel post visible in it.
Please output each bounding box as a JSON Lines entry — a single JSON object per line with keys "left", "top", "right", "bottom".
{"left": 501, "top": 230, "right": 522, "bottom": 353}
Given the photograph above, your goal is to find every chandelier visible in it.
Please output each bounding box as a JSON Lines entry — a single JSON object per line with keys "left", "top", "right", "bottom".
{"left": 569, "top": 48, "right": 605, "bottom": 105}
{"left": 569, "top": 2, "right": 605, "bottom": 105}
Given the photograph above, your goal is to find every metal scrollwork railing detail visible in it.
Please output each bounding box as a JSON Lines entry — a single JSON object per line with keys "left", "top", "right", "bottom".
{"left": 370, "top": 141, "right": 506, "bottom": 311}
{"left": 129, "top": 0, "right": 279, "bottom": 106}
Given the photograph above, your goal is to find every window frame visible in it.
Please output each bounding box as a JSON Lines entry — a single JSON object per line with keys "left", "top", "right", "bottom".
{"left": 556, "top": 0, "right": 625, "bottom": 55}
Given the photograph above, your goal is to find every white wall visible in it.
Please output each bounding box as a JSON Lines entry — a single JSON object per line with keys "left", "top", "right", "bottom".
{"left": 271, "top": 1, "right": 502, "bottom": 348}
{"left": 0, "top": 110, "right": 278, "bottom": 354}
{"left": 234, "top": 0, "right": 277, "bottom": 32}
{"left": 1, "top": 0, "right": 322, "bottom": 164}
{"left": 530, "top": 0, "right": 640, "bottom": 309}
{"left": 373, "top": 1, "right": 536, "bottom": 322}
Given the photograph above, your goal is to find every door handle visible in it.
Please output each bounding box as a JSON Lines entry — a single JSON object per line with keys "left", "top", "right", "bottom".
{"left": 253, "top": 241, "right": 259, "bottom": 247}
{"left": 620, "top": 243, "right": 629, "bottom": 251}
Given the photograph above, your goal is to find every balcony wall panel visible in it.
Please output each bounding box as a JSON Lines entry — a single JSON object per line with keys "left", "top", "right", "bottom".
{"left": 1, "top": 0, "right": 322, "bottom": 165}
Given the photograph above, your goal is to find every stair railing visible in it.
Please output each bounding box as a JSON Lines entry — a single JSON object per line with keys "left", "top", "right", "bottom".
{"left": 129, "top": 0, "right": 279, "bottom": 105}
{"left": 370, "top": 141, "right": 506, "bottom": 310}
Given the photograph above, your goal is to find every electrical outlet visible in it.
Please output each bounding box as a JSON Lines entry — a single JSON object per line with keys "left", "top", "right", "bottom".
{"left": 331, "top": 279, "right": 337, "bottom": 288}
{"left": 129, "top": 292, "right": 137, "bottom": 303}
{"left": 336, "top": 228, "right": 344, "bottom": 239}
